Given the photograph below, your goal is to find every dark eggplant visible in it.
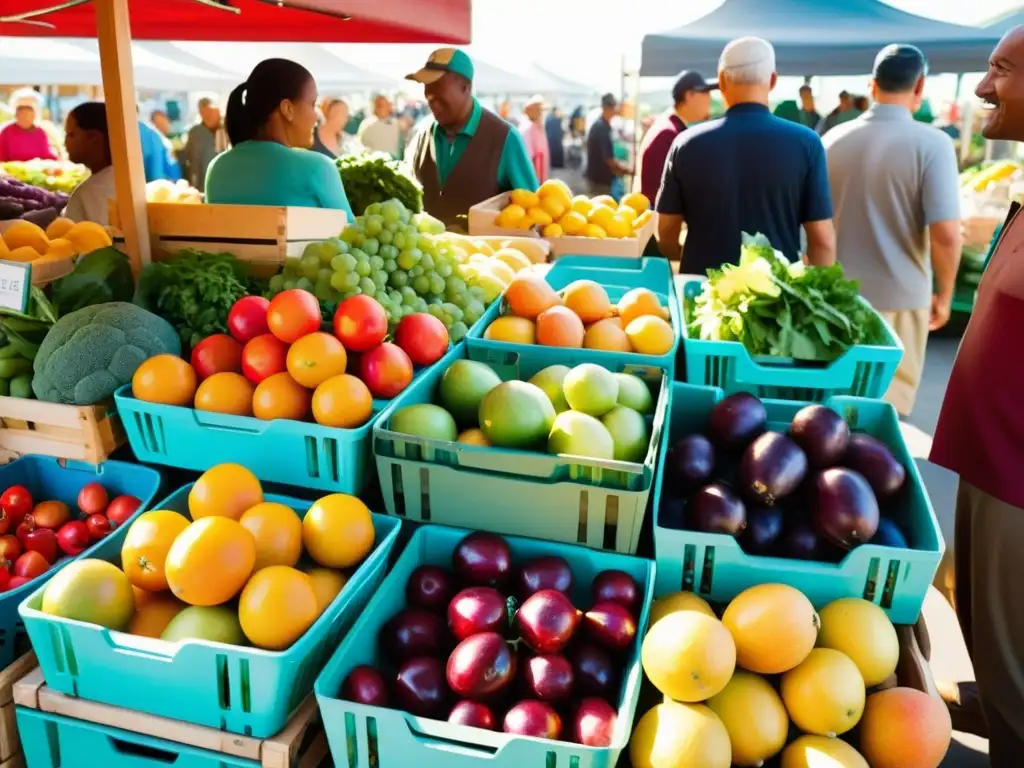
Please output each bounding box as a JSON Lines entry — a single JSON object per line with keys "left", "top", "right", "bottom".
{"left": 340, "top": 665, "right": 389, "bottom": 707}
{"left": 739, "top": 431, "right": 808, "bottom": 506}
{"left": 453, "top": 532, "right": 512, "bottom": 587}
{"left": 776, "top": 520, "right": 840, "bottom": 562}
{"left": 871, "top": 517, "right": 910, "bottom": 548}
{"left": 669, "top": 435, "right": 715, "bottom": 489}
{"left": 568, "top": 642, "right": 619, "bottom": 698}
{"left": 790, "top": 404, "right": 850, "bottom": 469}
{"left": 381, "top": 608, "right": 447, "bottom": 663}
{"left": 707, "top": 392, "right": 767, "bottom": 451}
{"left": 658, "top": 494, "right": 687, "bottom": 530}
{"left": 739, "top": 506, "right": 785, "bottom": 555}
{"left": 813, "top": 468, "right": 880, "bottom": 549}
{"left": 843, "top": 433, "right": 907, "bottom": 500}
{"left": 688, "top": 483, "right": 746, "bottom": 536}
{"left": 395, "top": 657, "right": 447, "bottom": 716}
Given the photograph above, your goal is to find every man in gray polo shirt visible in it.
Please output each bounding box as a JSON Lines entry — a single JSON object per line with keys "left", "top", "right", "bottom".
{"left": 823, "top": 44, "right": 961, "bottom": 416}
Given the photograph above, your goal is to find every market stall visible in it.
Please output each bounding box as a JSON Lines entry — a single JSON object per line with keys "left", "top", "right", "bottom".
{"left": 0, "top": 3, "right": 957, "bottom": 768}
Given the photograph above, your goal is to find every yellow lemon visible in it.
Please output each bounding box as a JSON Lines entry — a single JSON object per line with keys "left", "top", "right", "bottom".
{"left": 539, "top": 179, "right": 573, "bottom": 206}
{"left": 605, "top": 215, "right": 632, "bottom": 239}
{"left": 588, "top": 205, "right": 615, "bottom": 230}
{"left": 543, "top": 222, "right": 564, "bottom": 238}
{"left": 583, "top": 223, "right": 607, "bottom": 239}
{"left": 558, "top": 211, "right": 588, "bottom": 235}
{"left": 626, "top": 315, "right": 675, "bottom": 355}
{"left": 539, "top": 196, "right": 566, "bottom": 220}
{"left": 526, "top": 207, "right": 553, "bottom": 227}
{"left": 617, "top": 206, "right": 638, "bottom": 224}
{"left": 592, "top": 194, "right": 617, "bottom": 209}
{"left": 496, "top": 203, "right": 526, "bottom": 228}
{"left": 571, "top": 195, "right": 593, "bottom": 217}
{"left": 510, "top": 189, "right": 540, "bottom": 209}
{"left": 634, "top": 210, "right": 654, "bottom": 229}
{"left": 622, "top": 191, "right": 651, "bottom": 215}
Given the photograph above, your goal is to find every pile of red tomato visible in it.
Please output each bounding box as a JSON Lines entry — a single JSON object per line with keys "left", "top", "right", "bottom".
{"left": 134, "top": 288, "right": 451, "bottom": 430}
{"left": 0, "top": 483, "right": 141, "bottom": 592}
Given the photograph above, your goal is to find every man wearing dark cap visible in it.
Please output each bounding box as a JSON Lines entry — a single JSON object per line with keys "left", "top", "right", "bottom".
{"left": 823, "top": 44, "right": 960, "bottom": 418}
{"left": 634, "top": 71, "right": 716, "bottom": 204}
{"left": 405, "top": 48, "right": 538, "bottom": 229}
{"left": 585, "top": 94, "right": 633, "bottom": 197}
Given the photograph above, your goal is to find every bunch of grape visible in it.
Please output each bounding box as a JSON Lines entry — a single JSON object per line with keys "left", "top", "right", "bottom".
{"left": 269, "top": 199, "right": 490, "bottom": 342}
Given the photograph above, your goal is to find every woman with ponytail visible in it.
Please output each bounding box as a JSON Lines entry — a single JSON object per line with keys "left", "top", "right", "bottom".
{"left": 204, "top": 58, "right": 352, "bottom": 217}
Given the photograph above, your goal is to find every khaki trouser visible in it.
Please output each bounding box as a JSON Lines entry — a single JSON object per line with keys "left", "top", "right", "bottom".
{"left": 941, "top": 481, "right": 1024, "bottom": 764}
{"left": 878, "top": 308, "right": 929, "bottom": 417}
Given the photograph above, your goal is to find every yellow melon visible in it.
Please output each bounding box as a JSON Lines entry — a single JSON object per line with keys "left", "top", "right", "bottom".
{"left": 817, "top": 597, "right": 899, "bottom": 687}
{"left": 781, "top": 648, "right": 865, "bottom": 737}
{"left": 722, "top": 583, "right": 819, "bottom": 674}
{"left": 781, "top": 735, "right": 869, "bottom": 768}
{"left": 483, "top": 316, "right": 536, "bottom": 344}
{"left": 629, "top": 702, "right": 731, "bottom": 768}
{"left": 625, "top": 315, "right": 675, "bottom": 355}
{"left": 641, "top": 611, "right": 736, "bottom": 702}
{"left": 706, "top": 671, "right": 789, "bottom": 767}
{"left": 648, "top": 592, "right": 716, "bottom": 628}
{"left": 2, "top": 220, "right": 48, "bottom": 254}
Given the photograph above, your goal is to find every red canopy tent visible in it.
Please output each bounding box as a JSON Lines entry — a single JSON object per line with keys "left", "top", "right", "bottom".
{"left": 0, "top": 0, "right": 472, "bottom": 267}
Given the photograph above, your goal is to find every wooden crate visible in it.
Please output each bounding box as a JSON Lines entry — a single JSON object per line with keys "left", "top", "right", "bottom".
{"left": 0, "top": 654, "right": 35, "bottom": 765}
{"left": 14, "top": 667, "right": 327, "bottom": 768}
{"left": 29, "top": 256, "right": 74, "bottom": 286}
{"left": 468, "top": 192, "right": 657, "bottom": 259}
{"left": 109, "top": 201, "right": 348, "bottom": 275}
{"left": 0, "top": 398, "right": 123, "bottom": 465}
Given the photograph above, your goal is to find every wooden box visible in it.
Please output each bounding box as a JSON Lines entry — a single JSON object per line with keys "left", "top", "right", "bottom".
{"left": 0, "top": 398, "right": 123, "bottom": 466}
{"left": 109, "top": 202, "right": 348, "bottom": 274}
{"left": 469, "top": 192, "right": 657, "bottom": 259}
{"left": 14, "top": 668, "right": 327, "bottom": 768}
{"left": 0, "top": 653, "right": 34, "bottom": 768}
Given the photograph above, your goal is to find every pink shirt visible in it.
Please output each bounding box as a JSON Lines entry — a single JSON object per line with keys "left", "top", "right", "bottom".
{"left": 520, "top": 121, "right": 549, "bottom": 184}
{"left": 931, "top": 202, "right": 1024, "bottom": 507}
{"left": 0, "top": 124, "right": 57, "bottom": 162}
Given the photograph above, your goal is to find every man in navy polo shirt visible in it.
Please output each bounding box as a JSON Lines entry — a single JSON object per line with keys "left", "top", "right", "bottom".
{"left": 655, "top": 37, "right": 836, "bottom": 272}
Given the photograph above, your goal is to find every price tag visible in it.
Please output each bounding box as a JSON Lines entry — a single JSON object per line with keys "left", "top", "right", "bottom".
{"left": 0, "top": 261, "right": 31, "bottom": 314}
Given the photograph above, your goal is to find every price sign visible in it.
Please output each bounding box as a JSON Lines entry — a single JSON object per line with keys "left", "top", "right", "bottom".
{"left": 0, "top": 261, "right": 31, "bottom": 314}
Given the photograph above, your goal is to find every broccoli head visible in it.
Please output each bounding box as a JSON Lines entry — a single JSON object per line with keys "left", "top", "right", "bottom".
{"left": 33, "top": 302, "right": 181, "bottom": 405}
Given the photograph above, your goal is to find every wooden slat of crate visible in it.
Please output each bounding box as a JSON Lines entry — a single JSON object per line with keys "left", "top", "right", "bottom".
{"left": 14, "top": 668, "right": 327, "bottom": 768}
{"left": 30, "top": 257, "right": 75, "bottom": 286}
{"left": 0, "top": 654, "right": 36, "bottom": 764}
{"left": 0, "top": 398, "right": 122, "bottom": 465}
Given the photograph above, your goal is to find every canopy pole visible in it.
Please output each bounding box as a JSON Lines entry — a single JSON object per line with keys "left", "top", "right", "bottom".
{"left": 94, "top": 0, "right": 151, "bottom": 274}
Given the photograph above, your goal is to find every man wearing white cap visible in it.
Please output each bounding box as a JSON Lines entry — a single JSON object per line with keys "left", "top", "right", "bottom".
{"left": 520, "top": 95, "right": 550, "bottom": 184}
{"left": 0, "top": 89, "right": 57, "bottom": 163}
{"left": 656, "top": 37, "right": 836, "bottom": 272}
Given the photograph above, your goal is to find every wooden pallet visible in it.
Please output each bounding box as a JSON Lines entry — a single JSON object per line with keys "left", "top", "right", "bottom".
{"left": 0, "top": 653, "right": 35, "bottom": 765}
{"left": 14, "top": 668, "right": 328, "bottom": 768}
{"left": 0, "top": 397, "right": 123, "bottom": 465}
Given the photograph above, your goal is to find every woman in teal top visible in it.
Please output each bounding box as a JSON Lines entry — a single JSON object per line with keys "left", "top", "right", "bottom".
{"left": 205, "top": 58, "right": 353, "bottom": 219}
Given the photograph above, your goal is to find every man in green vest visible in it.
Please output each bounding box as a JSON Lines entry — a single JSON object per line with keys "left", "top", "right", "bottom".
{"left": 406, "top": 48, "right": 539, "bottom": 230}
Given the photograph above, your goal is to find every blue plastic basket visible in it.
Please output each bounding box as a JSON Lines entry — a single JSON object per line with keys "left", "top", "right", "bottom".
{"left": 17, "top": 710, "right": 261, "bottom": 768}
{"left": 678, "top": 279, "right": 904, "bottom": 401}
{"left": 651, "top": 382, "right": 944, "bottom": 624}
{"left": 315, "top": 524, "right": 655, "bottom": 768}
{"left": 466, "top": 256, "right": 680, "bottom": 379}
{"left": 19, "top": 483, "right": 401, "bottom": 738}
{"left": 0, "top": 457, "right": 161, "bottom": 670}
{"left": 373, "top": 346, "right": 669, "bottom": 554}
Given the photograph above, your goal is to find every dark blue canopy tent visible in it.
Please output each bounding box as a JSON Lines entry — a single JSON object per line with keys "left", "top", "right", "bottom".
{"left": 640, "top": 0, "right": 1005, "bottom": 77}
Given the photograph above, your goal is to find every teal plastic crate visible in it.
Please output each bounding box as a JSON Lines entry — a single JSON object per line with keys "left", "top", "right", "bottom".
{"left": 315, "top": 523, "right": 655, "bottom": 768}
{"left": 18, "top": 709, "right": 259, "bottom": 768}
{"left": 678, "top": 279, "right": 904, "bottom": 401}
{"left": 19, "top": 483, "right": 401, "bottom": 738}
{"left": 372, "top": 346, "right": 669, "bottom": 554}
{"left": 0, "top": 457, "right": 162, "bottom": 670}
{"left": 651, "top": 382, "right": 944, "bottom": 624}
{"left": 466, "top": 256, "right": 680, "bottom": 378}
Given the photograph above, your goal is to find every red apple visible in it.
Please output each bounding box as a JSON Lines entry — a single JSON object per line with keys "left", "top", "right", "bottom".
{"left": 0, "top": 563, "right": 11, "bottom": 593}
{"left": 85, "top": 514, "right": 111, "bottom": 541}
{"left": 394, "top": 313, "right": 449, "bottom": 366}
{"left": 0, "top": 535, "right": 22, "bottom": 562}
{"left": 57, "top": 521, "right": 91, "bottom": 556}
{"left": 0, "top": 485, "right": 33, "bottom": 527}
{"left": 105, "top": 495, "right": 141, "bottom": 528}
{"left": 77, "top": 482, "right": 109, "bottom": 517}
{"left": 23, "top": 528, "right": 57, "bottom": 564}
{"left": 14, "top": 551, "right": 48, "bottom": 580}
{"left": 359, "top": 343, "right": 414, "bottom": 399}
{"left": 15, "top": 518, "right": 34, "bottom": 545}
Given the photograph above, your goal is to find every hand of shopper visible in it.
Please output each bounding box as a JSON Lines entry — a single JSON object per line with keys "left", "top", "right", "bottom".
{"left": 929, "top": 293, "right": 952, "bottom": 331}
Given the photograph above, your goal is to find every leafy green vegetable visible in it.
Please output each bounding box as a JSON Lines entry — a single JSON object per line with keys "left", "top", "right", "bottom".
{"left": 133, "top": 250, "right": 253, "bottom": 350}
{"left": 688, "top": 233, "right": 888, "bottom": 362}
{"left": 49, "top": 247, "right": 135, "bottom": 316}
{"left": 337, "top": 152, "right": 423, "bottom": 215}
{"left": 0, "top": 286, "right": 58, "bottom": 361}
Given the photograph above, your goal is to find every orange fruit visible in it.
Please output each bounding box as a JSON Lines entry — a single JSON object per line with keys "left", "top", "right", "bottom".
{"left": 286, "top": 332, "right": 347, "bottom": 389}
{"left": 305, "top": 567, "right": 348, "bottom": 614}
{"left": 239, "top": 502, "right": 303, "bottom": 570}
{"left": 618, "top": 288, "right": 668, "bottom": 327}
{"left": 562, "top": 280, "right": 612, "bottom": 323}
{"left": 266, "top": 289, "right": 322, "bottom": 344}
{"left": 504, "top": 274, "right": 562, "bottom": 319}
{"left": 132, "top": 354, "right": 196, "bottom": 406}
{"left": 625, "top": 315, "right": 675, "bottom": 356}
{"left": 132, "top": 585, "right": 156, "bottom": 607}
{"left": 312, "top": 374, "right": 373, "bottom": 429}
{"left": 302, "top": 494, "right": 374, "bottom": 568}
{"left": 166, "top": 517, "right": 256, "bottom": 606}
{"left": 194, "top": 372, "right": 254, "bottom": 417}
{"left": 483, "top": 316, "right": 536, "bottom": 344}
{"left": 253, "top": 372, "right": 311, "bottom": 421}
{"left": 189, "top": 463, "right": 263, "bottom": 521}
{"left": 128, "top": 594, "right": 186, "bottom": 638}
{"left": 121, "top": 510, "right": 191, "bottom": 591}
{"left": 238, "top": 566, "right": 319, "bottom": 650}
